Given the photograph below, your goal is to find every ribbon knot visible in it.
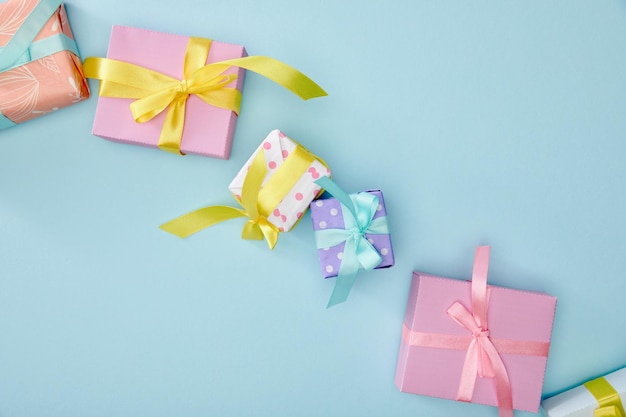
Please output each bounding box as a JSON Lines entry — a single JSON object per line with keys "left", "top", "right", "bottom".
{"left": 175, "top": 79, "right": 190, "bottom": 96}
{"left": 347, "top": 226, "right": 366, "bottom": 241}
{"left": 473, "top": 327, "right": 488, "bottom": 339}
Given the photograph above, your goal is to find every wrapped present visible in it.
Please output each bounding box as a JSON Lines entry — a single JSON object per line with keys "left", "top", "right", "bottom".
{"left": 160, "top": 129, "right": 331, "bottom": 248}
{"left": 542, "top": 367, "right": 626, "bottom": 417}
{"left": 310, "top": 177, "right": 394, "bottom": 307}
{"left": 0, "top": 0, "right": 89, "bottom": 129}
{"left": 395, "top": 246, "right": 557, "bottom": 417}
{"left": 83, "top": 26, "right": 326, "bottom": 158}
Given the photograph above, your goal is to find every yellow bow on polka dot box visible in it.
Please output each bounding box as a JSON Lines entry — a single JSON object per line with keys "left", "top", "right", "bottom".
{"left": 160, "top": 129, "right": 331, "bottom": 250}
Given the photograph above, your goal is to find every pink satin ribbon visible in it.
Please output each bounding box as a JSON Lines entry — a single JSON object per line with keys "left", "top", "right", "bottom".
{"left": 402, "top": 246, "right": 550, "bottom": 417}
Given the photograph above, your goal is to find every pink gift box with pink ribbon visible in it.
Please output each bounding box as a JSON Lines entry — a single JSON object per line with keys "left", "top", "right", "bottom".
{"left": 395, "top": 246, "right": 557, "bottom": 416}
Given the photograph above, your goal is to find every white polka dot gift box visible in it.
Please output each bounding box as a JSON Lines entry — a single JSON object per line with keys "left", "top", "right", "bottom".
{"left": 160, "top": 129, "right": 331, "bottom": 249}
{"left": 310, "top": 176, "right": 394, "bottom": 307}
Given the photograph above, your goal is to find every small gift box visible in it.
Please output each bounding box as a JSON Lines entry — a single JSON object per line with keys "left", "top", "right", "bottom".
{"left": 541, "top": 367, "right": 626, "bottom": 417}
{"left": 310, "top": 177, "right": 394, "bottom": 307}
{"left": 395, "top": 246, "right": 557, "bottom": 417}
{"left": 84, "top": 26, "right": 326, "bottom": 158}
{"left": 0, "top": 0, "right": 89, "bottom": 129}
{"left": 160, "top": 129, "right": 331, "bottom": 249}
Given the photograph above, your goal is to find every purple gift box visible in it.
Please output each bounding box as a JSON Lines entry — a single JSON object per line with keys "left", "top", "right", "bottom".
{"left": 310, "top": 190, "right": 394, "bottom": 278}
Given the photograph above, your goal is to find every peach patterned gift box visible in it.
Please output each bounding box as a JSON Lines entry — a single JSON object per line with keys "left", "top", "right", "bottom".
{"left": 0, "top": 0, "right": 89, "bottom": 129}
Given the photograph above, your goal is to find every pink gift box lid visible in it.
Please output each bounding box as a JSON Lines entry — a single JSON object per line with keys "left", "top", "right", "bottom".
{"left": 395, "top": 272, "right": 557, "bottom": 413}
{"left": 91, "top": 25, "right": 246, "bottom": 159}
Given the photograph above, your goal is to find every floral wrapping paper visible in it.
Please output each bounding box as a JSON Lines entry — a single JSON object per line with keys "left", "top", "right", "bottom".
{"left": 0, "top": 0, "right": 89, "bottom": 126}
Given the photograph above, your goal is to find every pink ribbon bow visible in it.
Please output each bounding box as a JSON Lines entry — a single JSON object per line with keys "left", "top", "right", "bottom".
{"left": 447, "top": 246, "right": 513, "bottom": 417}
{"left": 402, "top": 246, "right": 551, "bottom": 417}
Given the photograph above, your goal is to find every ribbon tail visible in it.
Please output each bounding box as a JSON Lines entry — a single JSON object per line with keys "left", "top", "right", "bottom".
{"left": 213, "top": 56, "right": 327, "bottom": 100}
{"left": 160, "top": 206, "right": 247, "bottom": 238}
{"left": 196, "top": 87, "right": 242, "bottom": 114}
{"left": 456, "top": 340, "right": 480, "bottom": 402}
{"left": 327, "top": 239, "right": 361, "bottom": 308}
{"left": 258, "top": 221, "right": 279, "bottom": 250}
{"left": 481, "top": 338, "right": 513, "bottom": 417}
{"left": 327, "top": 271, "right": 358, "bottom": 308}
{"left": 314, "top": 176, "right": 358, "bottom": 219}
{"left": 157, "top": 97, "right": 187, "bottom": 154}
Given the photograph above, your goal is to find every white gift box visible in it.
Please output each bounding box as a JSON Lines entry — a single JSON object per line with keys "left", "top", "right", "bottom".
{"left": 229, "top": 129, "right": 331, "bottom": 232}
{"left": 541, "top": 367, "right": 626, "bottom": 417}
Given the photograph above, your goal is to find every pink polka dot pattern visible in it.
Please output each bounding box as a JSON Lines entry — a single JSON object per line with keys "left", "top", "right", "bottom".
{"left": 310, "top": 189, "right": 394, "bottom": 279}
{"left": 308, "top": 167, "right": 320, "bottom": 179}
{"left": 228, "top": 129, "right": 331, "bottom": 233}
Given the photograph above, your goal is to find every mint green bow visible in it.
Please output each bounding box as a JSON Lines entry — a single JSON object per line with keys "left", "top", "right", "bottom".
{"left": 314, "top": 177, "right": 389, "bottom": 308}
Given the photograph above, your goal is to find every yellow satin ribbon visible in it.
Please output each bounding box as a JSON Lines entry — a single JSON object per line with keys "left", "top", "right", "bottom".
{"left": 585, "top": 377, "right": 626, "bottom": 417}
{"left": 83, "top": 37, "right": 327, "bottom": 155}
{"left": 160, "top": 143, "right": 321, "bottom": 249}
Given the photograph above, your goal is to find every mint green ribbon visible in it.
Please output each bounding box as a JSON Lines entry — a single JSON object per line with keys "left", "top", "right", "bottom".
{"left": 0, "top": 0, "right": 63, "bottom": 71}
{"left": 0, "top": 113, "right": 15, "bottom": 129}
{"left": 0, "top": 0, "right": 79, "bottom": 130}
{"left": 0, "top": 33, "right": 78, "bottom": 72}
{"left": 314, "top": 177, "right": 389, "bottom": 308}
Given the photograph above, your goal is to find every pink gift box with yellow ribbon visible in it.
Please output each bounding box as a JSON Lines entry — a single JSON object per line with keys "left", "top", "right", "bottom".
{"left": 89, "top": 25, "right": 246, "bottom": 159}
{"left": 395, "top": 247, "right": 557, "bottom": 416}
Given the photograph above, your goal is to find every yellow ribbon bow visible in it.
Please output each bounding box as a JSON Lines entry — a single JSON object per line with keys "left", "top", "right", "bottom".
{"left": 160, "top": 142, "right": 322, "bottom": 249}
{"left": 83, "top": 37, "right": 327, "bottom": 154}
{"left": 585, "top": 377, "right": 626, "bottom": 417}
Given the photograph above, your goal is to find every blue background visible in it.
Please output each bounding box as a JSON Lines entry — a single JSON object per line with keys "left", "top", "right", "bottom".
{"left": 1, "top": 1, "right": 625, "bottom": 416}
